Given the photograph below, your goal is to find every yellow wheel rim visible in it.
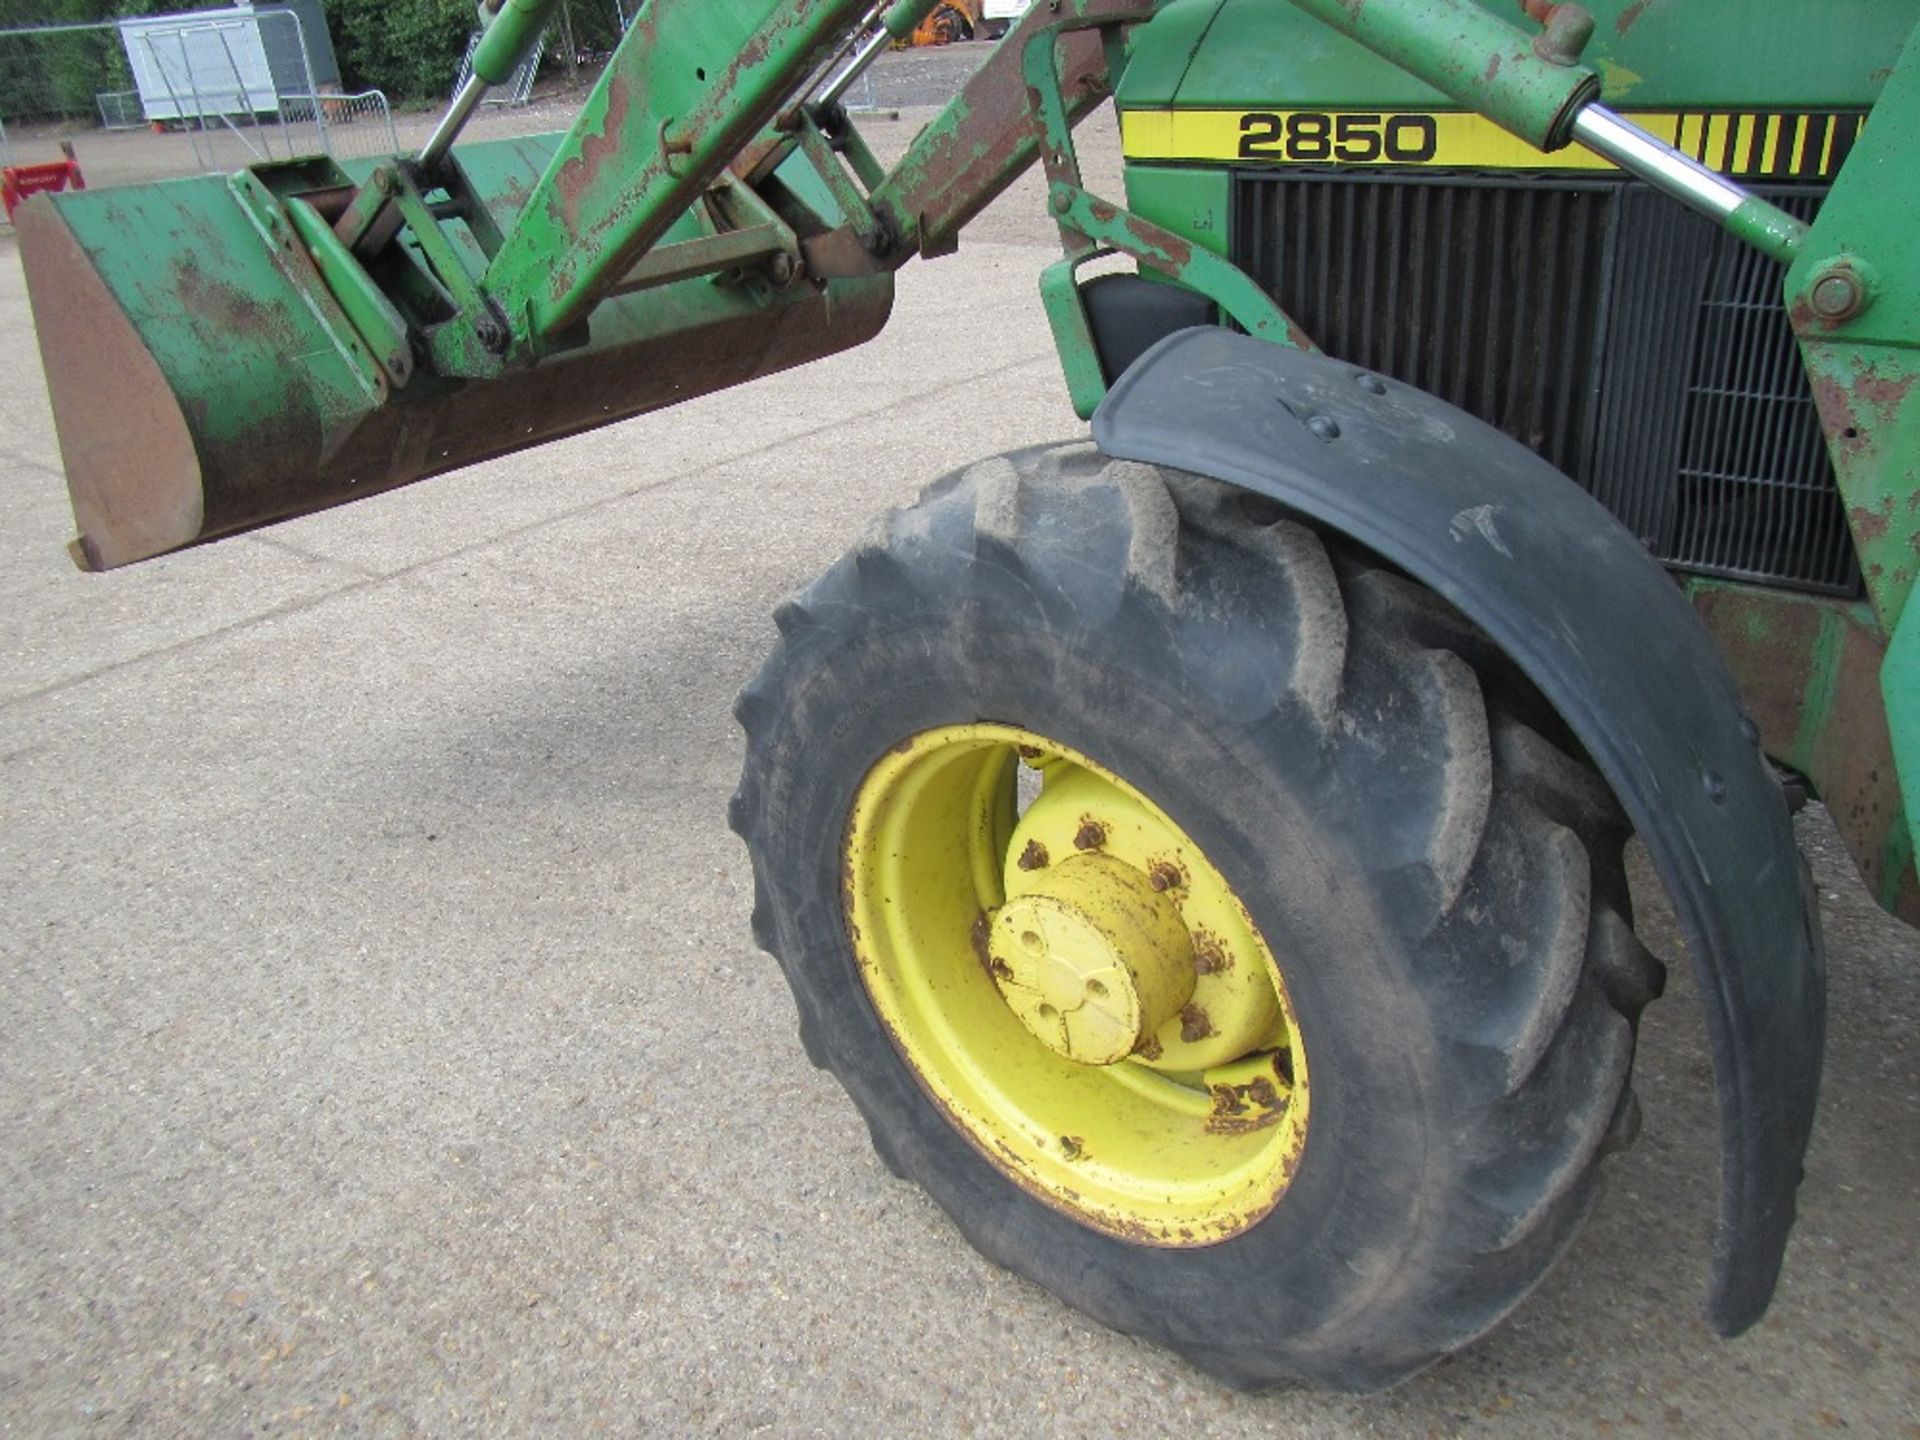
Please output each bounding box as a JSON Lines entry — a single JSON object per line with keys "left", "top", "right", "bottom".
{"left": 844, "top": 723, "right": 1310, "bottom": 1245}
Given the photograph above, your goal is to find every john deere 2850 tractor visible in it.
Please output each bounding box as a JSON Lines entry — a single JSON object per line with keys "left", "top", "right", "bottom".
{"left": 16, "top": 0, "right": 1920, "bottom": 1392}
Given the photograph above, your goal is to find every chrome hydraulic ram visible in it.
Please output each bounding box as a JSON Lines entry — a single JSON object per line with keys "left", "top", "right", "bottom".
{"left": 420, "top": 0, "right": 563, "bottom": 168}
{"left": 1569, "top": 104, "right": 1808, "bottom": 263}
{"left": 816, "top": 0, "right": 943, "bottom": 111}
{"left": 1285, "top": 0, "right": 1809, "bottom": 263}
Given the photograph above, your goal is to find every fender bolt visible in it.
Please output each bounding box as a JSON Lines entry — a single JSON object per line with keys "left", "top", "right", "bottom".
{"left": 1809, "top": 267, "right": 1865, "bottom": 323}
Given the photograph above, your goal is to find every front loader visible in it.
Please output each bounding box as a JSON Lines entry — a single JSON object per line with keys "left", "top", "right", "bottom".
{"left": 15, "top": 0, "right": 1919, "bottom": 1392}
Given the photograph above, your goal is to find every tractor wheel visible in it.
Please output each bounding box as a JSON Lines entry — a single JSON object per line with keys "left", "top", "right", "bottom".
{"left": 730, "top": 443, "right": 1663, "bottom": 1391}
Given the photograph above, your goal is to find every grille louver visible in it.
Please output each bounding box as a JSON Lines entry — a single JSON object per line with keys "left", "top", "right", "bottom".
{"left": 1231, "top": 172, "right": 1859, "bottom": 596}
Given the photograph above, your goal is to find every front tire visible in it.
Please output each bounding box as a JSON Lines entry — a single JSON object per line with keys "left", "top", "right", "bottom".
{"left": 730, "top": 443, "right": 1662, "bottom": 1391}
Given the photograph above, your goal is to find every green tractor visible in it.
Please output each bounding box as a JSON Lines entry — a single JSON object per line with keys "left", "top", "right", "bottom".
{"left": 16, "top": 0, "right": 1919, "bottom": 1392}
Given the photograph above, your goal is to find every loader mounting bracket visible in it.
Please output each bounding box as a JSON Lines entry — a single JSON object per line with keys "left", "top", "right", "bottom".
{"left": 1094, "top": 327, "right": 1825, "bottom": 1337}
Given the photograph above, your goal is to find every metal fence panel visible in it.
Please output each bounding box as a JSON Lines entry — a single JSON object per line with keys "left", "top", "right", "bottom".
{"left": 278, "top": 90, "right": 397, "bottom": 162}
{"left": 1, "top": 10, "right": 381, "bottom": 177}
{"left": 95, "top": 89, "right": 142, "bottom": 129}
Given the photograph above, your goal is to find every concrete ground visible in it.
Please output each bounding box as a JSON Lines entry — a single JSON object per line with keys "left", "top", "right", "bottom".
{"left": 2, "top": 47, "right": 1918, "bottom": 1440}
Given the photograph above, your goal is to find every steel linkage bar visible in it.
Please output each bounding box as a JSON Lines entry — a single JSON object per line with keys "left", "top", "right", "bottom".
{"left": 863, "top": 0, "right": 1141, "bottom": 261}
{"left": 480, "top": 0, "right": 877, "bottom": 351}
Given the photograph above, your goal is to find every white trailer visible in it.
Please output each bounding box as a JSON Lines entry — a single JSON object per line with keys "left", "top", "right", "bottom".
{"left": 117, "top": 7, "right": 305, "bottom": 123}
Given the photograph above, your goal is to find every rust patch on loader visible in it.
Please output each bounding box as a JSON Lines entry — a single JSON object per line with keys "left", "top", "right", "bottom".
{"left": 172, "top": 257, "right": 278, "bottom": 342}
{"left": 1127, "top": 212, "right": 1191, "bottom": 269}
{"left": 555, "top": 74, "right": 634, "bottom": 238}
{"left": 1857, "top": 371, "right": 1914, "bottom": 409}
{"left": 1852, "top": 504, "right": 1891, "bottom": 547}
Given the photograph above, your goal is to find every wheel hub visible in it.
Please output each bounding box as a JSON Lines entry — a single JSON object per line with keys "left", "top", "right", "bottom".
{"left": 997, "top": 757, "right": 1285, "bottom": 1072}
{"left": 988, "top": 854, "right": 1197, "bottom": 1065}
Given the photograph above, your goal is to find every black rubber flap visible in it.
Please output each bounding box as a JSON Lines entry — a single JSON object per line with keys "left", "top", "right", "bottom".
{"left": 1094, "top": 326, "right": 1824, "bottom": 1335}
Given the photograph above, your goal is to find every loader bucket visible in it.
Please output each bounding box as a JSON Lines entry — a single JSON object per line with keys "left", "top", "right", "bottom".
{"left": 17, "top": 136, "right": 893, "bottom": 571}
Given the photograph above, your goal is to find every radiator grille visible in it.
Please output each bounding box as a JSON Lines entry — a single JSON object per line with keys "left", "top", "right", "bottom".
{"left": 1231, "top": 172, "right": 1859, "bottom": 596}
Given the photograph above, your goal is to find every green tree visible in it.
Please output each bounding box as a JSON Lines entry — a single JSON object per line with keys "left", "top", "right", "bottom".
{"left": 0, "top": 0, "right": 234, "bottom": 120}
{"left": 328, "top": 0, "right": 475, "bottom": 101}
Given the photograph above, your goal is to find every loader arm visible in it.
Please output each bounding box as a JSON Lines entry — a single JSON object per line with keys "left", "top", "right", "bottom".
{"left": 17, "top": 0, "right": 1181, "bottom": 566}
{"left": 473, "top": 0, "right": 1170, "bottom": 356}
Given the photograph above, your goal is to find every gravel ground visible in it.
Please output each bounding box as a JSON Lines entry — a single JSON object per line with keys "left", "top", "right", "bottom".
{"left": 1, "top": 40, "right": 1916, "bottom": 1440}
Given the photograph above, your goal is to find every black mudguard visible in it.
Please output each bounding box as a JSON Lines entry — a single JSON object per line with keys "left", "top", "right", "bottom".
{"left": 1093, "top": 327, "right": 1824, "bottom": 1336}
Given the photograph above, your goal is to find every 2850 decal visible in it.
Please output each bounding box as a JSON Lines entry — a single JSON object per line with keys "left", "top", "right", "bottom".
{"left": 1237, "top": 111, "right": 1440, "bottom": 164}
